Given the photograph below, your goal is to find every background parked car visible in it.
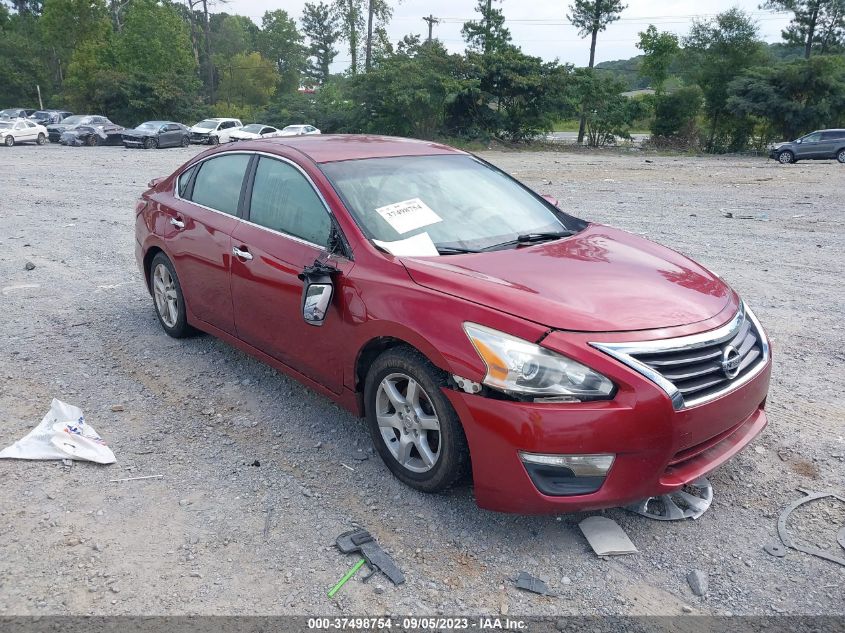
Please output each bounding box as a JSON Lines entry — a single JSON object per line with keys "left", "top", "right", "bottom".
{"left": 229, "top": 124, "right": 282, "bottom": 141}
{"left": 0, "top": 119, "right": 48, "bottom": 146}
{"left": 28, "top": 110, "right": 73, "bottom": 126}
{"left": 122, "top": 121, "right": 190, "bottom": 149}
{"left": 47, "top": 115, "right": 113, "bottom": 143}
{"left": 59, "top": 121, "right": 124, "bottom": 146}
{"left": 770, "top": 129, "right": 845, "bottom": 164}
{"left": 188, "top": 118, "right": 242, "bottom": 144}
{"left": 279, "top": 124, "right": 320, "bottom": 136}
{"left": 0, "top": 108, "right": 37, "bottom": 119}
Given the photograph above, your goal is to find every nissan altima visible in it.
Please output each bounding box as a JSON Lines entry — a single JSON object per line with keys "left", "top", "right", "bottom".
{"left": 134, "top": 135, "right": 771, "bottom": 514}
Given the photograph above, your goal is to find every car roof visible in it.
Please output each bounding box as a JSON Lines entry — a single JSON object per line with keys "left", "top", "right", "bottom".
{"left": 204, "top": 117, "right": 239, "bottom": 122}
{"left": 258, "top": 134, "right": 465, "bottom": 164}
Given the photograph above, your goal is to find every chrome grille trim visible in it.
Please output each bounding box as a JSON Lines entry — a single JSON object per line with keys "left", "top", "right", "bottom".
{"left": 590, "top": 303, "right": 769, "bottom": 410}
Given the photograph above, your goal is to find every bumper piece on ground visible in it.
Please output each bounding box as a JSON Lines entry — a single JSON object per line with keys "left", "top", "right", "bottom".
{"left": 625, "top": 476, "right": 713, "bottom": 520}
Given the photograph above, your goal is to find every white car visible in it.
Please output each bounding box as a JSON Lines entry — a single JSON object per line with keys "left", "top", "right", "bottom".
{"left": 229, "top": 124, "right": 283, "bottom": 141}
{"left": 0, "top": 118, "right": 48, "bottom": 146}
{"left": 188, "top": 117, "right": 243, "bottom": 144}
{"left": 279, "top": 124, "right": 321, "bottom": 137}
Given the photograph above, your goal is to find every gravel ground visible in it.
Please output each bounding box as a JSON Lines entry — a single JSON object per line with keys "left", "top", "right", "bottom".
{"left": 0, "top": 143, "right": 843, "bottom": 617}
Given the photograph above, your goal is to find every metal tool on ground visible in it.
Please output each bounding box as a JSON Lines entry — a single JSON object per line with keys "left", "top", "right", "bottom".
{"left": 328, "top": 558, "right": 366, "bottom": 598}
{"left": 335, "top": 529, "right": 405, "bottom": 585}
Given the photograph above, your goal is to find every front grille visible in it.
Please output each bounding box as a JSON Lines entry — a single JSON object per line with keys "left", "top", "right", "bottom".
{"left": 190, "top": 132, "right": 208, "bottom": 142}
{"left": 592, "top": 304, "right": 769, "bottom": 409}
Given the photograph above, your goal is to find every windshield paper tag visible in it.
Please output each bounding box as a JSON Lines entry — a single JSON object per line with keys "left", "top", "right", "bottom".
{"left": 373, "top": 232, "right": 440, "bottom": 257}
{"left": 375, "top": 198, "right": 442, "bottom": 235}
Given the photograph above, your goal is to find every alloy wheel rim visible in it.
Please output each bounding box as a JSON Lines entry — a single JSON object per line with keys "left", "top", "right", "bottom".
{"left": 779, "top": 152, "right": 792, "bottom": 164}
{"left": 839, "top": 150, "right": 845, "bottom": 163}
{"left": 152, "top": 263, "right": 179, "bottom": 328}
{"left": 375, "top": 373, "right": 442, "bottom": 473}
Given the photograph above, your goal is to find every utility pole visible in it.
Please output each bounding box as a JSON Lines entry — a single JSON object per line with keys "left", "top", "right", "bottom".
{"left": 36, "top": 84, "right": 43, "bottom": 110}
{"left": 423, "top": 14, "right": 439, "bottom": 41}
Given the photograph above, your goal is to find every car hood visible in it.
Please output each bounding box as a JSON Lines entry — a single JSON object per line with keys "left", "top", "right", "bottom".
{"left": 122, "top": 129, "right": 155, "bottom": 138}
{"left": 399, "top": 224, "right": 734, "bottom": 332}
{"left": 190, "top": 126, "right": 214, "bottom": 133}
{"left": 231, "top": 131, "right": 259, "bottom": 138}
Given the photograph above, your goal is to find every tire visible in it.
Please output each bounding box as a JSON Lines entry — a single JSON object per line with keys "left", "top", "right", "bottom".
{"left": 181, "top": 135, "right": 190, "bottom": 147}
{"left": 210, "top": 135, "right": 219, "bottom": 145}
{"left": 36, "top": 133, "right": 46, "bottom": 145}
{"left": 4, "top": 135, "right": 14, "bottom": 147}
{"left": 364, "top": 346, "right": 469, "bottom": 493}
{"left": 87, "top": 134, "right": 99, "bottom": 147}
{"left": 777, "top": 150, "right": 794, "bottom": 164}
{"left": 149, "top": 252, "right": 194, "bottom": 338}
{"left": 837, "top": 149, "right": 845, "bottom": 164}
{"left": 143, "top": 136, "right": 158, "bottom": 149}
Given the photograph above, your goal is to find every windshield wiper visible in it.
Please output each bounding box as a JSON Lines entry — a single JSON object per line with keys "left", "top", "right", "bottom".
{"left": 436, "top": 245, "right": 481, "bottom": 255}
{"left": 480, "top": 230, "right": 575, "bottom": 252}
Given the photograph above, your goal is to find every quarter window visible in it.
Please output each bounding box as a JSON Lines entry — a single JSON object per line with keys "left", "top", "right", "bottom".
{"left": 249, "top": 157, "right": 331, "bottom": 246}
{"left": 177, "top": 165, "right": 197, "bottom": 198}
{"left": 190, "top": 154, "right": 251, "bottom": 215}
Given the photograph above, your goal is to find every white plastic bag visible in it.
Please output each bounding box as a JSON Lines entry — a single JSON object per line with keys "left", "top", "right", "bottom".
{"left": 0, "top": 399, "right": 116, "bottom": 464}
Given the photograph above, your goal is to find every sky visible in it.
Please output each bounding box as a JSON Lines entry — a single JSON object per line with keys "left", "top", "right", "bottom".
{"left": 221, "top": 0, "right": 793, "bottom": 70}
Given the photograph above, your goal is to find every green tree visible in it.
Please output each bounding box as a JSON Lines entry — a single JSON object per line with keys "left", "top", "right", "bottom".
{"left": 333, "top": 0, "right": 364, "bottom": 74}
{"left": 651, "top": 85, "right": 703, "bottom": 143}
{"left": 0, "top": 13, "right": 51, "bottom": 107}
{"left": 211, "top": 14, "right": 258, "bottom": 59}
{"left": 636, "top": 25, "right": 679, "bottom": 94}
{"left": 363, "top": 0, "right": 392, "bottom": 71}
{"left": 761, "top": 0, "right": 845, "bottom": 58}
{"left": 257, "top": 10, "right": 305, "bottom": 92}
{"left": 217, "top": 51, "right": 278, "bottom": 108}
{"left": 567, "top": 0, "right": 627, "bottom": 143}
{"left": 727, "top": 55, "right": 845, "bottom": 141}
{"left": 683, "top": 8, "right": 768, "bottom": 151}
{"left": 39, "top": 0, "right": 111, "bottom": 85}
{"left": 461, "top": 0, "right": 511, "bottom": 55}
{"left": 302, "top": 1, "right": 340, "bottom": 84}
{"left": 574, "top": 70, "right": 638, "bottom": 146}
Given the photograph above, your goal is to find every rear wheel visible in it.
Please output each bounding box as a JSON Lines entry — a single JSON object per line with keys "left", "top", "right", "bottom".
{"left": 181, "top": 135, "right": 190, "bottom": 147}
{"left": 36, "top": 133, "right": 46, "bottom": 145}
{"left": 364, "top": 347, "right": 469, "bottom": 493}
{"left": 149, "top": 252, "right": 194, "bottom": 338}
{"left": 4, "top": 135, "right": 14, "bottom": 147}
{"left": 837, "top": 149, "right": 845, "bottom": 164}
{"left": 777, "top": 150, "right": 794, "bottom": 164}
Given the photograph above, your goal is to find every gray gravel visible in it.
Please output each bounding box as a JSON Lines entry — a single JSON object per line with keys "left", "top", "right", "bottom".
{"left": 0, "top": 143, "right": 843, "bottom": 616}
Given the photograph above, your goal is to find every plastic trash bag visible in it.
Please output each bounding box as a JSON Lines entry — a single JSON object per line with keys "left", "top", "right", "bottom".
{"left": 0, "top": 399, "right": 116, "bottom": 464}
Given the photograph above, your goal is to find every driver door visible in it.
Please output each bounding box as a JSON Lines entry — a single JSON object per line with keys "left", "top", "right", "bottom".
{"left": 797, "top": 132, "right": 822, "bottom": 159}
{"left": 230, "top": 155, "right": 352, "bottom": 393}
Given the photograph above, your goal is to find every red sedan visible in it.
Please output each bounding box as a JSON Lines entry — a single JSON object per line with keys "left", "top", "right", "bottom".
{"left": 135, "top": 136, "right": 771, "bottom": 514}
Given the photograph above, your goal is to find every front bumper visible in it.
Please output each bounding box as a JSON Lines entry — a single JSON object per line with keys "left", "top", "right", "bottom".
{"left": 190, "top": 133, "right": 213, "bottom": 144}
{"left": 446, "top": 328, "right": 771, "bottom": 514}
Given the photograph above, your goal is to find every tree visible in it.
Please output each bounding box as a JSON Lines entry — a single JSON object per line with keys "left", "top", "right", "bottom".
{"left": 302, "top": 2, "right": 339, "bottom": 84}
{"left": 0, "top": 12, "right": 51, "bottom": 106}
{"left": 574, "top": 70, "right": 638, "bottom": 146}
{"left": 728, "top": 55, "right": 845, "bottom": 141}
{"left": 651, "top": 85, "right": 703, "bottom": 143}
{"left": 461, "top": 0, "right": 511, "bottom": 55}
{"left": 217, "top": 51, "right": 277, "bottom": 108}
{"left": 333, "top": 0, "right": 364, "bottom": 74}
{"left": 39, "top": 0, "right": 111, "bottom": 85}
{"left": 636, "top": 25, "right": 679, "bottom": 94}
{"left": 567, "top": 0, "right": 627, "bottom": 143}
{"left": 257, "top": 9, "right": 305, "bottom": 92}
{"left": 211, "top": 14, "right": 258, "bottom": 59}
{"left": 683, "top": 8, "right": 768, "bottom": 151}
{"left": 761, "top": 0, "right": 845, "bottom": 58}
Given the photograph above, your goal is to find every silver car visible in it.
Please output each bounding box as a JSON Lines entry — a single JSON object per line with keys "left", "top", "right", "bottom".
{"left": 770, "top": 129, "right": 845, "bottom": 164}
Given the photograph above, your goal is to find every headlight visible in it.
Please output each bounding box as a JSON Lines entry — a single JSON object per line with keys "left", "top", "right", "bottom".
{"left": 463, "top": 323, "right": 615, "bottom": 401}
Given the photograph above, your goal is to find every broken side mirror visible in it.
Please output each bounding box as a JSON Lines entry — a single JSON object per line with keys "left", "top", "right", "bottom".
{"left": 299, "top": 261, "right": 339, "bottom": 327}
{"left": 541, "top": 194, "right": 560, "bottom": 208}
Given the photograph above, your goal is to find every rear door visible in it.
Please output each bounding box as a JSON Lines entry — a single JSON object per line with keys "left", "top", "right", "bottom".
{"left": 161, "top": 123, "right": 181, "bottom": 147}
{"left": 160, "top": 152, "right": 252, "bottom": 333}
{"left": 230, "top": 154, "right": 352, "bottom": 392}
{"left": 818, "top": 132, "right": 840, "bottom": 158}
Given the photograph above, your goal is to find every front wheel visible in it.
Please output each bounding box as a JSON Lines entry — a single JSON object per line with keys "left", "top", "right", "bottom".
{"left": 837, "top": 149, "right": 845, "bottom": 164}
{"left": 364, "top": 347, "right": 469, "bottom": 493}
{"left": 149, "top": 253, "right": 194, "bottom": 338}
{"left": 87, "top": 134, "right": 99, "bottom": 146}
{"left": 777, "top": 150, "right": 794, "bottom": 164}
{"left": 4, "top": 135, "right": 14, "bottom": 147}
{"left": 181, "top": 135, "right": 190, "bottom": 147}
{"left": 37, "top": 133, "right": 46, "bottom": 145}
{"left": 144, "top": 136, "right": 158, "bottom": 149}
{"left": 209, "top": 135, "right": 219, "bottom": 145}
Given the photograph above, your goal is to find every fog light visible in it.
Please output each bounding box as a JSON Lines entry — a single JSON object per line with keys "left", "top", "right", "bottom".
{"left": 519, "top": 452, "right": 615, "bottom": 496}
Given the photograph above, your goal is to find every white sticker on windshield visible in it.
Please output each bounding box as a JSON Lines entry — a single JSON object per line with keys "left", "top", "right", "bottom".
{"left": 375, "top": 198, "right": 442, "bottom": 235}
{"left": 373, "top": 232, "right": 440, "bottom": 257}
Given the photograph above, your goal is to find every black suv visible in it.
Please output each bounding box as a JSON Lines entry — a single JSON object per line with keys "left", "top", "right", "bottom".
{"left": 770, "top": 129, "right": 845, "bottom": 164}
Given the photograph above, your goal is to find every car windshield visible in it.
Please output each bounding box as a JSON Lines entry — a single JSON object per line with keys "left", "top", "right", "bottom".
{"left": 240, "top": 124, "right": 264, "bottom": 133}
{"left": 137, "top": 122, "right": 159, "bottom": 130}
{"left": 0, "top": 122, "right": 11, "bottom": 129}
{"left": 322, "top": 155, "right": 576, "bottom": 254}
{"left": 0, "top": 109, "right": 18, "bottom": 117}
{"left": 195, "top": 120, "right": 218, "bottom": 129}
{"left": 61, "top": 115, "right": 86, "bottom": 125}
{"left": 283, "top": 126, "right": 304, "bottom": 132}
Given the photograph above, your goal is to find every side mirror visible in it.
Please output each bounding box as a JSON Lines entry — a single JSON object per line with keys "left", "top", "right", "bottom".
{"left": 299, "top": 260, "right": 339, "bottom": 327}
{"left": 541, "top": 194, "right": 560, "bottom": 208}
{"left": 796, "top": 139, "right": 802, "bottom": 144}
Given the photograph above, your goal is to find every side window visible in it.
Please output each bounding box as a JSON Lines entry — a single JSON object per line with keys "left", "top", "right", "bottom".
{"left": 261, "top": 127, "right": 274, "bottom": 134}
{"left": 221, "top": 121, "right": 235, "bottom": 130}
{"left": 191, "top": 154, "right": 251, "bottom": 215}
{"left": 166, "top": 124, "right": 180, "bottom": 131}
{"left": 249, "top": 157, "right": 332, "bottom": 246}
{"left": 177, "top": 165, "right": 197, "bottom": 198}
{"left": 804, "top": 133, "right": 821, "bottom": 143}
{"left": 26, "top": 121, "right": 36, "bottom": 128}
{"left": 820, "top": 131, "right": 843, "bottom": 141}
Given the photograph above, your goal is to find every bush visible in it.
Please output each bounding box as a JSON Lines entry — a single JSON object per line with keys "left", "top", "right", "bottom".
{"left": 650, "top": 86, "right": 703, "bottom": 147}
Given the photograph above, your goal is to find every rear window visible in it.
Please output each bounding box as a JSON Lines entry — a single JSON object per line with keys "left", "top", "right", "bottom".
{"left": 190, "top": 154, "right": 251, "bottom": 215}
{"left": 821, "top": 131, "right": 845, "bottom": 141}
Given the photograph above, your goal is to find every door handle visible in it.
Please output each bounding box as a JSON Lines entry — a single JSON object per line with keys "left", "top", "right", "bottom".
{"left": 232, "top": 246, "right": 253, "bottom": 261}
{"left": 170, "top": 217, "right": 185, "bottom": 229}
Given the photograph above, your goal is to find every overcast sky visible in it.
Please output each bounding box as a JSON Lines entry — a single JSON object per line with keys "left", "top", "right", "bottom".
{"left": 222, "top": 0, "right": 792, "bottom": 69}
